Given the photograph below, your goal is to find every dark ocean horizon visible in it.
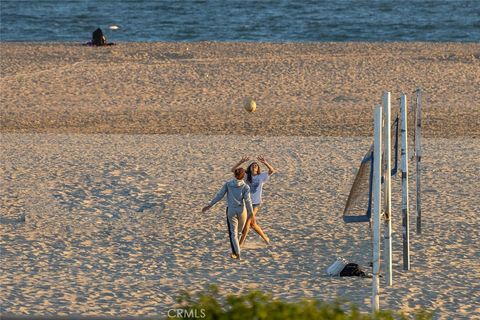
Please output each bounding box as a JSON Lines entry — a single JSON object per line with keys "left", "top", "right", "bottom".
{"left": 1, "top": 0, "right": 479, "bottom": 42}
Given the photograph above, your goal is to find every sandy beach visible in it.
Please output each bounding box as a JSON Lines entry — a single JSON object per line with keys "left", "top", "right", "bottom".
{"left": 1, "top": 42, "right": 479, "bottom": 319}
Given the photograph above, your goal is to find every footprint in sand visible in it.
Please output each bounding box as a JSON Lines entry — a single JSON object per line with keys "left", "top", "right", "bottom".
{"left": 241, "top": 241, "right": 268, "bottom": 250}
{"left": 51, "top": 161, "right": 170, "bottom": 221}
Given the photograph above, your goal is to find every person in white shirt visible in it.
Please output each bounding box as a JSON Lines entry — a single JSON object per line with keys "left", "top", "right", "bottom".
{"left": 231, "top": 155, "right": 276, "bottom": 246}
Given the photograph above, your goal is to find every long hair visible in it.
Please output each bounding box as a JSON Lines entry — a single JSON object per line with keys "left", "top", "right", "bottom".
{"left": 245, "top": 162, "right": 261, "bottom": 184}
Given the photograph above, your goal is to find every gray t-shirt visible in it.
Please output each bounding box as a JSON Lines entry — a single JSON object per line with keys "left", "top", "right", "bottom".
{"left": 245, "top": 172, "right": 269, "bottom": 205}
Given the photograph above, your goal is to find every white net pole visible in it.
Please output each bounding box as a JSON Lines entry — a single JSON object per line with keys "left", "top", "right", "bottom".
{"left": 372, "top": 106, "right": 382, "bottom": 313}
{"left": 383, "top": 92, "right": 393, "bottom": 286}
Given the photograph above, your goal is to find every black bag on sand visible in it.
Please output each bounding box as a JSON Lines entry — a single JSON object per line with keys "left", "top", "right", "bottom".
{"left": 340, "top": 263, "right": 367, "bottom": 277}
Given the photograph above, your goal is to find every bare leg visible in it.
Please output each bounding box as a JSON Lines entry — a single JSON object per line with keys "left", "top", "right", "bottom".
{"left": 251, "top": 217, "right": 270, "bottom": 245}
{"left": 239, "top": 215, "right": 252, "bottom": 247}
{"left": 240, "top": 207, "right": 269, "bottom": 246}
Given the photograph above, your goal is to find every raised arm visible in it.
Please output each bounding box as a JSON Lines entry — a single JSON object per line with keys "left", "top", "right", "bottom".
{"left": 257, "top": 156, "right": 276, "bottom": 175}
{"left": 230, "top": 156, "right": 250, "bottom": 173}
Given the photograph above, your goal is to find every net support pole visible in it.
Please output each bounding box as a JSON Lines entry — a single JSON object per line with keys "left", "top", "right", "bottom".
{"left": 383, "top": 92, "right": 392, "bottom": 286}
{"left": 372, "top": 106, "right": 382, "bottom": 313}
{"left": 415, "top": 88, "right": 422, "bottom": 234}
{"left": 400, "top": 94, "right": 411, "bottom": 271}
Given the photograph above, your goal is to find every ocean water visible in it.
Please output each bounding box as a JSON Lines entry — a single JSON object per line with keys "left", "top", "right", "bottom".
{"left": 1, "top": 0, "right": 479, "bottom": 42}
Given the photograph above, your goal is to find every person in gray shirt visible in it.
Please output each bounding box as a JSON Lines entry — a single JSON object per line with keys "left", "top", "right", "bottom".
{"left": 202, "top": 168, "right": 254, "bottom": 259}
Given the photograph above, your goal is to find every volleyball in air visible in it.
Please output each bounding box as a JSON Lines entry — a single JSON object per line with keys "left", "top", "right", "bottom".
{"left": 243, "top": 97, "right": 257, "bottom": 113}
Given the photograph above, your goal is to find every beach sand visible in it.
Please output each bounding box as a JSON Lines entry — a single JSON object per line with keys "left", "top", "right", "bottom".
{"left": 1, "top": 43, "right": 479, "bottom": 319}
